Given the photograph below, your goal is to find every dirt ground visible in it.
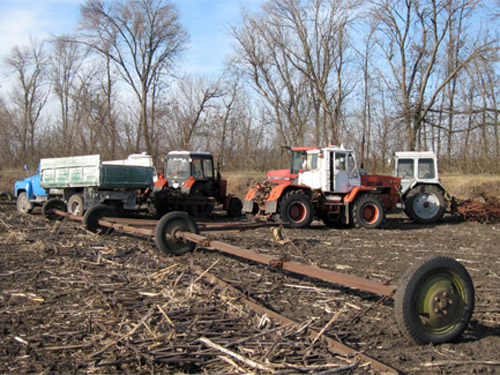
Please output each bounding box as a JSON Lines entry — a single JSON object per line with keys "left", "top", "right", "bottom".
{"left": 1, "top": 202, "right": 500, "bottom": 374}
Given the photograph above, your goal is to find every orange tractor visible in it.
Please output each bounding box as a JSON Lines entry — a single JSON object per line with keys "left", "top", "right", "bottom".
{"left": 243, "top": 145, "right": 401, "bottom": 229}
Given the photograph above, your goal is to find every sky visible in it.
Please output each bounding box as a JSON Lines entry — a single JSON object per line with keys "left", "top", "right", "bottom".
{"left": 0, "top": 0, "right": 263, "bottom": 76}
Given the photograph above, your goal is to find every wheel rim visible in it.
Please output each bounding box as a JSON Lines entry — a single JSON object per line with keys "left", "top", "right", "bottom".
{"left": 70, "top": 201, "right": 82, "bottom": 215}
{"left": 361, "top": 203, "right": 379, "bottom": 224}
{"left": 163, "top": 219, "right": 195, "bottom": 253}
{"left": 415, "top": 272, "right": 465, "bottom": 335}
{"left": 288, "top": 202, "right": 307, "bottom": 223}
{"left": 413, "top": 193, "right": 440, "bottom": 219}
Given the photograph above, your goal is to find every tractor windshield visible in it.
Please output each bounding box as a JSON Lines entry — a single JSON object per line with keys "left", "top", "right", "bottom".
{"left": 397, "top": 159, "right": 414, "bottom": 179}
{"left": 291, "top": 151, "right": 305, "bottom": 174}
{"left": 166, "top": 157, "right": 190, "bottom": 180}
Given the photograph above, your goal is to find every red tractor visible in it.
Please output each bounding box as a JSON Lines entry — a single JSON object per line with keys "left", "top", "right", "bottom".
{"left": 154, "top": 151, "right": 242, "bottom": 218}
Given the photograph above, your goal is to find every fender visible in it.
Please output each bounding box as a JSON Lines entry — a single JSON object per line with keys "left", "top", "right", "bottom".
{"left": 343, "top": 186, "right": 376, "bottom": 203}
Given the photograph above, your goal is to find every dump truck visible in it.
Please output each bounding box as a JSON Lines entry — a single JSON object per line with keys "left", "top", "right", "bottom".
{"left": 243, "top": 145, "right": 401, "bottom": 229}
{"left": 15, "top": 153, "right": 156, "bottom": 216}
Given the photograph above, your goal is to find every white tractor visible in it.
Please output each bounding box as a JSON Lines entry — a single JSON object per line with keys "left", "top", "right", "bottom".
{"left": 394, "top": 151, "right": 450, "bottom": 224}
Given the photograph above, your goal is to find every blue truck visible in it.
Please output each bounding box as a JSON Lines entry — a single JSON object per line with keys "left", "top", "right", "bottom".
{"left": 14, "top": 166, "right": 48, "bottom": 213}
{"left": 14, "top": 154, "right": 156, "bottom": 215}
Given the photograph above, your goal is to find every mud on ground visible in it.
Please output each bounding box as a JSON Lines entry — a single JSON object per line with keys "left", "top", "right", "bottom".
{"left": 1, "top": 203, "right": 499, "bottom": 374}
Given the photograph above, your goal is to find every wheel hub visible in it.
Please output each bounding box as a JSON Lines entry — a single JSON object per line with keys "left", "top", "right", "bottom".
{"left": 417, "top": 276, "right": 463, "bottom": 333}
{"left": 414, "top": 193, "right": 439, "bottom": 219}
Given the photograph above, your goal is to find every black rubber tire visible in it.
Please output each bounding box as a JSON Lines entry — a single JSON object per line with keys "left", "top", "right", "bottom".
{"left": 395, "top": 255, "right": 474, "bottom": 345}
{"left": 0, "top": 191, "right": 14, "bottom": 201}
{"left": 279, "top": 190, "right": 314, "bottom": 228}
{"left": 189, "top": 185, "right": 214, "bottom": 218}
{"left": 405, "top": 185, "right": 446, "bottom": 224}
{"left": 227, "top": 197, "right": 243, "bottom": 217}
{"left": 67, "top": 193, "right": 84, "bottom": 216}
{"left": 351, "top": 194, "right": 385, "bottom": 229}
{"left": 16, "top": 192, "right": 34, "bottom": 214}
{"left": 154, "top": 211, "right": 198, "bottom": 256}
{"left": 83, "top": 204, "right": 115, "bottom": 234}
{"left": 42, "top": 198, "right": 67, "bottom": 220}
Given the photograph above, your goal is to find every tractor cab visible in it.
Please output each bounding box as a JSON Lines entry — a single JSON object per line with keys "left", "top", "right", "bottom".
{"left": 266, "top": 146, "right": 318, "bottom": 184}
{"left": 165, "top": 151, "right": 218, "bottom": 195}
{"left": 394, "top": 151, "right": 441, "bottom": 195}
{"left": 297, "top": 146, "right": 361, "bottom": 193}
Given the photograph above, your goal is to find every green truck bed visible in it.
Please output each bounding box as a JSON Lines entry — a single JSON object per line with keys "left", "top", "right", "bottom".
{"left": 40, "top": 155, "right": 155, "bottom": 189}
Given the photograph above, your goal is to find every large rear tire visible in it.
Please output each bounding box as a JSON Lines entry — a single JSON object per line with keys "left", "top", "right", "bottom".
{"left": 351, "top": 194, "right": 385, "bottom": 229}
{"left": 279, "top": 191, "right": 314, "bottom": 228}
{"left": 405, "top": 185, "right": 445, "bottom": 224}
{"left": 16, "top": 192, "right": 34, "bottom": 214}
{"left": 395, "top": 255, "right": 474, "bottom": 345}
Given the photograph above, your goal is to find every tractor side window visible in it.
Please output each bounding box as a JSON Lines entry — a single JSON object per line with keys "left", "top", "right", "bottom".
{"left": 192, "top": 158, "right": 203, "bottom": 178}
{"left": 166, "top": 158, "right": 190, "bottom": 179}
{"left": 306, "top": 153, "right": 319, "bottom": 170}
{"left": 335, "top": 153, "right": 346, "bottom": 171}
{"left": 347, "top": 154, "right": 359, "bottom": 178}
{"left": 397, "top": 159, "right": 414, "bottom": 179}
{"left": 203, "top": 159, "right": 214, "bottom": 178}
{"left": 418, "top": 159, "right": 435, "bottom": 179}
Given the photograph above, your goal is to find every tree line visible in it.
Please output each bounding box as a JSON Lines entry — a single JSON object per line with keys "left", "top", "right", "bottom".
{"left": 1, "top": 0, "right": 499, "bottom": 174}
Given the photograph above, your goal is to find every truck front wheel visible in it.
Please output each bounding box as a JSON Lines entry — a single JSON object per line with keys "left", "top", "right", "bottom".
{"left": 351, "top": 194, "right": 385, "bottom": 229}
{"left": 279, "top": 191, "right": 313, "bottom": 228}
{"left": 405, "top": 185, "right": 445, "bottom": 224}
{"left": 17, "top": 192, "right": 34, "bottom": 214}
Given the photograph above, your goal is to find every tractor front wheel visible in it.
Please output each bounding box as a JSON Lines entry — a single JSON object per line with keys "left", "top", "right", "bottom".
{"left": 279, "top": 191, "right": 314, "bottom": 228}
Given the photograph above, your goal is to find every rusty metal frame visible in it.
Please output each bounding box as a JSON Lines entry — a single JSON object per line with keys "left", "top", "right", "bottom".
{"left": 192, "top": 265, "right": 400, "bottom": 374}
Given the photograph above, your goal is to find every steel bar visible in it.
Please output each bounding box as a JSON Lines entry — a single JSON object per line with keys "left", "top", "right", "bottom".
{"left": 99, "top": 219, "right": 155, "bottom": 236}
{"left": 53, "top": 209, "right": 84, "bottom": 222}
{"left": 181, "top": 232, "right": 396, "bottom": 297}
{"left": 192, "top": 265, "right": 400, "bottom": 375}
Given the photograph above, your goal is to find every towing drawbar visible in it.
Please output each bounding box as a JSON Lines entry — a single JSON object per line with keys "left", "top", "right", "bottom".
{"left": 50, "top": 206, "right": 475, "bottom": 346}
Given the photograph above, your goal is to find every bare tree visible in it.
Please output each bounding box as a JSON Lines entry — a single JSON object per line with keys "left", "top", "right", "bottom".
{"left": 79, "top": 0, "right": 189, "bottom": 159}
{"left": 166, "top": 75, "right": 224, "bottom": 150}
{"left": 370, "top": 0, "right": 498, "bottom": 151}
{"left": 232, "top": 0, "right": 356, "bottom": 147}
{"left": 3, "top": 39, "right": 48, "bottom": 163}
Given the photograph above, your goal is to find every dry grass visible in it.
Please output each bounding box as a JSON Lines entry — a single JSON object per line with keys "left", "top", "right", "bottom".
{"left": 441, "top": 174, "right": 500, "bottom": 201}
{"left": 0, "top": 168, "right": 29, "bottom": 193}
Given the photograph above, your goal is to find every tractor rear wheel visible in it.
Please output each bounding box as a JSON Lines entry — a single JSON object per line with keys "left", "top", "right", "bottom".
{"left": 351, "top": 194, "right": 385, "bottom": 229}
{"left": 395, "top": 255, "right": 474, "bottom": 344}
{"left": 227, "top": 196, "right": 243, "bottom": 217}
{"left": 405, "top": 185, "right": 445, "bottom": 224}
{"left": 279, "top": 191, "right": 313, "bottom": 228}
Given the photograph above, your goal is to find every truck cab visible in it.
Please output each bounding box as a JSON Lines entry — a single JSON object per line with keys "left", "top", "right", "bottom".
{"left": 14, "top": 165, "right": 48, "bottom": 213}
